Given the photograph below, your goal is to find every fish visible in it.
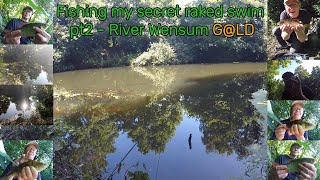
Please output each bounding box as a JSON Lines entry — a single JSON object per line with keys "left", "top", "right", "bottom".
{"left": 18, "top": 23, "right": 47, "bottom": 37}
{"left": 287, "top": 158, "right": 317, "bottom": 173}
{"left": 283, "top": 119, "right": 315, "bottom": 131}
{"left": 278, "top": 19, "right": 301, "bottom": 26}
{"left": 272, "top": 158, "right": 317, "bottom": 173}
{"left": 6, "top": 159, "right": 48, "bottom": 177}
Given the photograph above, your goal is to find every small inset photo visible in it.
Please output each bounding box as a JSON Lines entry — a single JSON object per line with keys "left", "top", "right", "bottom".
{"left": 0, "top": 140, "right": 53, "bottom": 180}
{"left": 267, "top": 0, "right": 320, "bottom": 60}
{"left": 267, "top": 60, "right": 320, "bottom": 100}
{"left": 0, "top": 85, "right": 53, "bottom": 125}
{"left": 268, "top": 100, "right": 320, "bottom": 140}
{"left": 0, "top": 1, "right": 53, "bottom": 44}
{"left": 268, "top": 141, "right": 319, "bottom": 179}
{"left": 0, "top": 45, "right": 53, "bottom": 85}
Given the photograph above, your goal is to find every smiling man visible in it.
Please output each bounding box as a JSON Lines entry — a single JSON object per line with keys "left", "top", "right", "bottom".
{"left": 272, "top": 0, "right": 311, "bottom": 53}
{"left": 270, "top": 143, "right": 317, "bottom": 180}
{"left": 1, "top": 6, "right": 50, "bottom": 44}
{"left": 0, "top": 141, "right": 41, "bottom": 180}
{"left": 270, "top": 101, "right": 309, "bottom": 140}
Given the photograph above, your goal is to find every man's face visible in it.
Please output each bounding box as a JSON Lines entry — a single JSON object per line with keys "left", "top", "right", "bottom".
{"left": 24, "top": 144, "right": 37, "bottom": 160}
{"left": 284, "top": 0, "right": 301, "bottom": 18}
{"left": 290, "top": 145, "right": 302, "bottom": 156}
{"left": 283, "top": 75, "right": 296, "bottom": 88}
{"left": 291, "top": 104, "right": 304, "bottom": 120}
{"left": 22, "top": 9, "right": 32, "bottom": 20}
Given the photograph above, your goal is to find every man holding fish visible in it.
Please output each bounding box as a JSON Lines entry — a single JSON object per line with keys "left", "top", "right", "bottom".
{"left": 1, "top": 6, "right": 51, "bottom": 44}
{"left": 0, "top": 141, "right": 46, "bottom": 180}
{"left": 270, "top": 101, "right": 315, "bottom": 140}
{"left": 270, "top": 143, "right": 317, "bottom": 180}
{"left": 272, "top": 0, "right": 311, "bottom": 53}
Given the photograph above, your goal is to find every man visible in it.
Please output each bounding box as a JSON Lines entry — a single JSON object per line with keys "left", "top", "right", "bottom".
{"left": 0, "top": 141, "right": 41, "bottom": 180}
{"left": 270, "top": 101, "right": 308, "bottom": 140}
{"left": 281, "top": 72, "right": 315, "bottom": 100}
{"left": 272, "top": 0, "right": 311, "bottom": 53}
{"left": 270, "top": 143, "right": 317, "bottom": 180}
{"left": 1, "top": 6, "right": 51, "bottom": 44}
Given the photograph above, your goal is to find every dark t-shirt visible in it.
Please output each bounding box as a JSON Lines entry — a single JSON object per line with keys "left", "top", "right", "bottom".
{"left": 282, "top": 85, "right": 316, "bottom": 100}
{"left": 270, "top": 119, "right": 309, "bottom": 140}
{"left": 2, "top": 18, "right": 32, "bottom": 44}
{"left": 0, "top": 162, "right": 42, "bottom": 180}
{"left": 275, "top": 155, "right": 298, "bottom": 180}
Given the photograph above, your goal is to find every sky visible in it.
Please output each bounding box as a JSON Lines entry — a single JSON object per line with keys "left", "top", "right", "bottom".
{"left": 176, "top": 0, "right": 194, "bottom": 7}
{"left": 274, "top": 60, "right": 320, "bottom": 80}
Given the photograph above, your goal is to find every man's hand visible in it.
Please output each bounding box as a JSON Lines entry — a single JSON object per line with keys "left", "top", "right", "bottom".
{"left": 13, "top": 154, "right": 29, "bottom": 166}
{"left": 2, "top": 30, "right": 21, "bottom": 44}
{"left": 33, "top": 27, "right": 51, "bottom": 44}
{"left": 293, "top": 24, "right": 308, "bottom": 43}
{"left": 17, "top": 166, "right": 38, "bottom": 180}
{"left": 280, "top": 24, "right": 293, "bottom": 41}
{"left": 270, "top": 164, "right": 288, "bottom": 180}
{"left": 298, "top": 162, "right": 317, "bottom": 180}
{"left": 275, "top": 124, "right": 287, "bottom": 140}
{"left": 289, "top": 124, "right": 305, "bottom": 140}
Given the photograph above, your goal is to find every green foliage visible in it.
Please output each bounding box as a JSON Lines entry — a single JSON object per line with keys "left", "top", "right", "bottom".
{"left": 132, "top": 40, "right": 177, "bottom": 66}
{"left": 0, "top": 0, "right": 53, "bottom": 43}
{"left": 35, "top": 85, "right": 53, "bottom": 119}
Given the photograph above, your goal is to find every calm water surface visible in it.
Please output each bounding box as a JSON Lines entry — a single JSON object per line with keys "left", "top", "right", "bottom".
{"left": 54, "top": 63, "right": 267, "bottom": 179}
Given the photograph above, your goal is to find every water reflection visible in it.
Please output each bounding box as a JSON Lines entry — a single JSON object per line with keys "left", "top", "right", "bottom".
{"left": 0, "top": 45, "right": 53, "bottom": 85}
{"left": 0, "top": 85, "right": 53, "bottom": 125}
{"left": 0, "top": 100, "right": 36, "bottom": 120}
{"left": 54, "top": 65, "right": 267, "bottom": 179}
{"left": 27, "top": 70, "right": 53, "bottom": 85}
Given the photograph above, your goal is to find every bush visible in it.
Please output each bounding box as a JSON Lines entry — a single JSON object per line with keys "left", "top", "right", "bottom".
{"left": 132, "top": 40, "right": 177, "bottom": 66}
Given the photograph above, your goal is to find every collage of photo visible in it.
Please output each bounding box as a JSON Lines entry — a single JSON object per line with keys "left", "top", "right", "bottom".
{"left": 0, "top": 3, "right": 54, "bottom": 180}
{"left": 267, "top": 0, "right": 320, "bottom": 179}
{"left": 0, "top": 0, "right": 319, "bottom": 179}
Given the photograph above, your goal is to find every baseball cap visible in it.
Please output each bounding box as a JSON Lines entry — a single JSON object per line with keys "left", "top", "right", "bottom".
{"left": 284, "top": 0, "right": 300, "bottom": 5}
{"left": 291, "top": 101, "right": 304, "bottom": 108}
{"left": 23, "top": 6, "right": 33, "bottom": 12}
{"left": 290, "top": 142, "right": 302, "bottom": 149}
{"left": 25, "top": 141, "right": 38, "bottom": 149}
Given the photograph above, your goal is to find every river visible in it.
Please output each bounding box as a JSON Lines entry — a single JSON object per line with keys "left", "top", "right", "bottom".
{"left": 54, "top": 63, "right": 267, "bottom": 179}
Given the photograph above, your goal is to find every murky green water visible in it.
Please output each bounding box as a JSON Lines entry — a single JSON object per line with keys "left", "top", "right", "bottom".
{"left": 54, "top": 63, "right": 268, "bottom": 179}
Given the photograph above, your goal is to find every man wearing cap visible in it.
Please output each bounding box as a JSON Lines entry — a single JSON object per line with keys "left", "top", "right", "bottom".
{"left": 270, "top": 143, "right": 317, "bottom": 180}
{"left": 281, "top": 72, "right": 315, "bottom": 100}
{"left": 272, "top": 0, "right": 311, "bottom": 53}
{"left": 1, "top": 6, "right": 51, "bottom": 44}
{"left": 270, "top": 101, "right": 308, "bottom": 140}
{"left": 0, "top": 141, "right": 41, "bottom": 180}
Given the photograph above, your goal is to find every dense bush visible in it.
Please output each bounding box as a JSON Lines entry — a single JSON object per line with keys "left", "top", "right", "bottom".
{"left": 132, "top": 40, "right": 177, "bottom": 66}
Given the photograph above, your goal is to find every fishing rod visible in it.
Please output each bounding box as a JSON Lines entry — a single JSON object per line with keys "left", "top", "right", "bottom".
{"left": 0, "top": 140, "right": 18, "bottom": 166}
{"left": 107, "top": 143, "right": 137, "bottom": 180}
